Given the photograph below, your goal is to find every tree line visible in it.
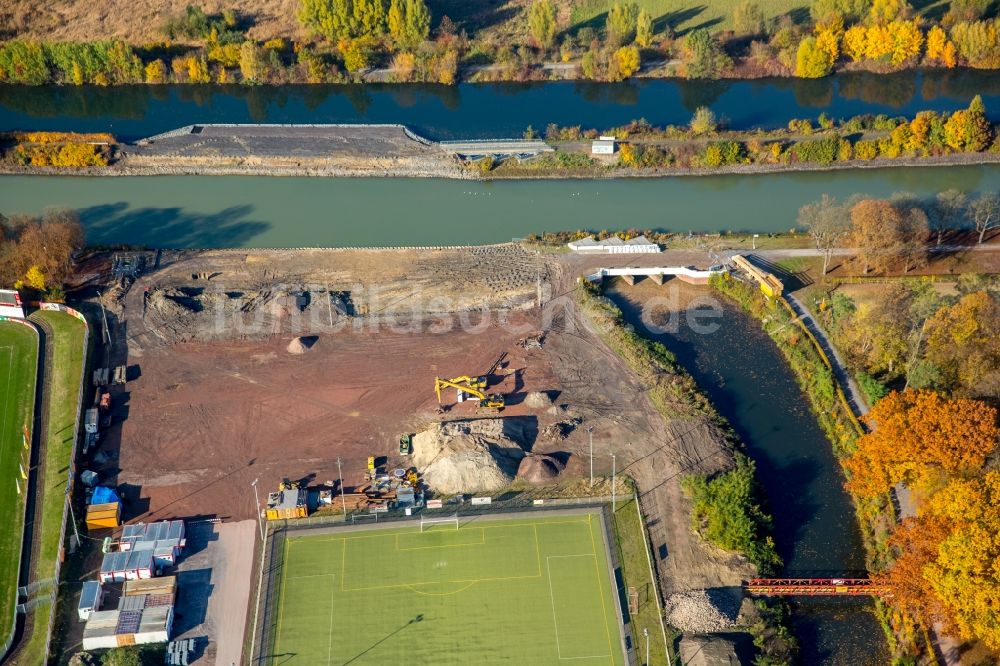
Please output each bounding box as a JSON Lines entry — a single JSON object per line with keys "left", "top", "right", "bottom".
{"left": 0, "top": 210, "right": 85, "bottom": 301}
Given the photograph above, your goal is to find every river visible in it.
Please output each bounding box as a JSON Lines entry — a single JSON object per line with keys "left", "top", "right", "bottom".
{"left": 607, "top": 282, "right": 887, "bottom": 665}
{"left": 0, "top": 164, "right": 998, "bottom": 247}
{"left": 2, "top": 69, "right": 1000, "bottom": 140}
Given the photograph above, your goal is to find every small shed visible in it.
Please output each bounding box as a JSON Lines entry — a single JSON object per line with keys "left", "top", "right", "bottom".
{"left": 591, "top": 136, "right": 617, "bottom": 155}
{"left": 78, "top": 581, "right": 103, "bottom": 621}
{"left": 266, "top": 488, "right": 308, "bottom": 520}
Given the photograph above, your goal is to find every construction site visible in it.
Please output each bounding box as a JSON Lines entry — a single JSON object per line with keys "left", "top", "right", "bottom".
{"left": 61, "top": 241, "right": 810, "bottom": 664}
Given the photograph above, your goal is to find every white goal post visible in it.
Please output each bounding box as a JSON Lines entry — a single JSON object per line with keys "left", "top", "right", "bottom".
{"left": 420, "top": 513, "right": 459, "bottom": 532}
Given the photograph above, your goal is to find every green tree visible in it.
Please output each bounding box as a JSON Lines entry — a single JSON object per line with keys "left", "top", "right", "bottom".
{"left": 403, "top": 0, "right": 431, "bottom": 45}
{"left": 388, "top": 0, "right": 406, "bottom": 43}
{"left": 298, "top": 0, "right": 389, "bottom": 41}
{"left": 733, "top": 0, "right": 765, "bottom": 36}
{"left": 606, "top": 2, "right": 639, "bottom": 45}
{"left": 528, "top": 0, "right": 557, "bottom": 50}
{"left": 635, "top": 9, "right": 653, "bottom": 47}
{"left": 682, "top": 28, "right": 731, "bottom": 78}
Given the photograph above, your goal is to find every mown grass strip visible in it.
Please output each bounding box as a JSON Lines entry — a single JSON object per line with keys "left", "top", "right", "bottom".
{"left": 16, "top": 311, "right": 87, "bottom": 664}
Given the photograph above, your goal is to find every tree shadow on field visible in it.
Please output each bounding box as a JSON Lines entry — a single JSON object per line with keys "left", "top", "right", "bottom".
{"left": 341, "top": 614, "right": 425, "bottom": 664}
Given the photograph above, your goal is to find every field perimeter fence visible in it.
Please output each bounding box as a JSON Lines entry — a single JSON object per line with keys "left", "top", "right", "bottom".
{"left": 250, "top": 492, "right": 641, "bottom": 666}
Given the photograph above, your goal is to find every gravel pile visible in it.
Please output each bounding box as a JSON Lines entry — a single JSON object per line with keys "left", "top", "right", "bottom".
{"left": 412, "top": 418, "right": 527, "bottom": 494}
{"left": 664, "top": 590, "right": 739, "bottom": 633}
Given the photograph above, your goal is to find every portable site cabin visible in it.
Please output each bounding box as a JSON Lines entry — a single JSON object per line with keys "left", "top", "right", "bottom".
{"left": 81, "top": 605, "right": 173, "bottom": 650}
{"left": 124, "top": 575, "right": 176, "bottom": 604}
{"left": 119, "top": 520, "right": 185, "bottom": 567}
{"left": 99, "top": 549, "right": 154, "bottom": 583}
{"left": 266, "top": 488, "right": 308, "bottom": 520}
{"left": 78, "top": 581, "right": 104, "bottom": 621}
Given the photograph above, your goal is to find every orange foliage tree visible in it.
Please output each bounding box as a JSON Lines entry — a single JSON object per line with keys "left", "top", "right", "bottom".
{"left": 924, "top": 291, "right": 1000, "bottom": 397}
{"left": 874, "top": 515, "right": 953, "bottom": 628}
{"left": 845, "top": 389, "right": 999, "bottom": 497}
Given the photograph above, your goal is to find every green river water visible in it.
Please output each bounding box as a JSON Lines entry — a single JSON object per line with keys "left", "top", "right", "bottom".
{"left": 1, "top": 164, "right": 998, "bottom": 247}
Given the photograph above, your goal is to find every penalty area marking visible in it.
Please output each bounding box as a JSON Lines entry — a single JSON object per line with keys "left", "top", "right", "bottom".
{"left": 546, "top": 554, "right": 613, "bottom": 662}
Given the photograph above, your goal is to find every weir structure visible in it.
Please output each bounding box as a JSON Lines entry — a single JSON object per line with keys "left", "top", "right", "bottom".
{"left": 584, "top": 265, "right": 725, "bottom": 286}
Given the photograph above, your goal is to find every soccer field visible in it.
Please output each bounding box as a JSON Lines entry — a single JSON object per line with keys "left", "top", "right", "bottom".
{"left": 266, "top": 512, "right": 627, "bottom": 665}
{"left": 0, "top": 320, "right": 39, "bottom": 639}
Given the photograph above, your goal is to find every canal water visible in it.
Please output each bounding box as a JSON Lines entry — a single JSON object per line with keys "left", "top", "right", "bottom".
{"left": 606, "top": 283, "right": 887, "bottom": 665}
{"left": 1, "top": 164, "right": 998, "bottom": 247}
{"left": 2, "top": 69, "right": 1000, "bottom": 140}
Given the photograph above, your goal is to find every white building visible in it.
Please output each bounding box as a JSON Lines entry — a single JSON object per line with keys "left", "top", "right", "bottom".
{"left": 566, "top": 235, "right": 661, "bottom": 254}
{"left": 0, "top": 290, "right": 24, "bottom": 319}
{"left": 591, "top": 136, "right": 617, "bottom": 155}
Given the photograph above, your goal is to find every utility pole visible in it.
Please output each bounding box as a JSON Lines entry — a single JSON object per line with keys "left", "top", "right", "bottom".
{"left": 337, "top": 457, "right": 348, "bottom": 517}
{"left": 611, "top": 453, "right": 617, "bottom": 514}
{"left": 587, "top": 426, "right": 594, "bottom": 489}
{"left": 250, "top": 478, "right": 264, "bottom": 540}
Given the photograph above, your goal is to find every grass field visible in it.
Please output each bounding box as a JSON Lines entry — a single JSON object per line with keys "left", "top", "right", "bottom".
{"left": 0, "top": 321, "right": 39, "bottom": 642}
{"left": 267, "top": 512, "right": 626, "bottom": 665}
{"left": 15, "top": 311, "right": 87, "bottom": 664}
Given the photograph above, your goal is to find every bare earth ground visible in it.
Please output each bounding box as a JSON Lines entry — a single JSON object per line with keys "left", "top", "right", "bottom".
{"left": 0, "top": 0, "right": 301, "bottom": 43}
{"left": 84, "top": 245, "right": 750, "bottom": 612}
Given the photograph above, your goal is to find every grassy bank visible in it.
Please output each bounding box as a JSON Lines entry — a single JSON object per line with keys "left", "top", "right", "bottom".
{"left": 610, "top": 495, "right": 671, "bottom": 666}
{"left": 16, "top": 311, "right": 87, "bottom": 665}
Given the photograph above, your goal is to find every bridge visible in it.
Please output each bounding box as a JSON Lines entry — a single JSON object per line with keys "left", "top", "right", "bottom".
{"left": 584, "top": 265, "right": 726, "bottom": 286}
{"left": 745, "top": 578, "right": 891, "bottom": 597}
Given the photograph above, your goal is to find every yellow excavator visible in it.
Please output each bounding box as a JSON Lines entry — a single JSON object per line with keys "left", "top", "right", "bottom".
{"left": 434, "top": 376, "right": 505, "bottom": 410}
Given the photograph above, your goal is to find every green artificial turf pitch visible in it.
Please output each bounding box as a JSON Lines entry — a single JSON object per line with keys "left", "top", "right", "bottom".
{"left": 0, "top": 321, "right": 39, "bottom": 638}
{"left": 267, "top": 512, "right": 626, "bottom": 665}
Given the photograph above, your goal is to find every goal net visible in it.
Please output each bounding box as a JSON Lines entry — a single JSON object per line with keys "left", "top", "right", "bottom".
{"left": 420, "top": 514, "right": 459, "bottom": 532}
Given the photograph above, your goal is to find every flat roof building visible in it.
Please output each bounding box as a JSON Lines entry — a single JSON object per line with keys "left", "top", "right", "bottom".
{"left": 567, "top": 235, "right": 661, "bottom": 254}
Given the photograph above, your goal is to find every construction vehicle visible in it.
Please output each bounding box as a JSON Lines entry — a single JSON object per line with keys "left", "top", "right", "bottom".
{"left": 367, "top": 456, "right": 377, "bottom": 480}
{"left": 399, "top": 434, "right": 413, "bottom": 455}
{"left": 433, "top": 377, "right": 505, "bottom": 410}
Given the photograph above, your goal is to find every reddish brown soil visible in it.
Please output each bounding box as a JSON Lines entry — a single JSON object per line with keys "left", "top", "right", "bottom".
{"left": 114, "top": 313, "right": 559, "bottom": 522}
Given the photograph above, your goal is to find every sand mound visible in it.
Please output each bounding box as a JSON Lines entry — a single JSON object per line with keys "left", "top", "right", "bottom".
{"left": 524, "top": 391, "right": 554, "bottom": 409}
{"left": 286, "top": 336, "right": 317, "bottom": 354}
{"left": 516, "top": 454, "right": 565, "bottom": 484}
{"left": 412, "top": 419, "right": 528, "bottom": 494}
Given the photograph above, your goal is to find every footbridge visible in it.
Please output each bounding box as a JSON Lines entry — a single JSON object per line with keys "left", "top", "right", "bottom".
{"left": 745, "top": 578, "right": 891, "bottom": 597}
{"left": 585, "top": 265, "right": 726, "bottom": 286}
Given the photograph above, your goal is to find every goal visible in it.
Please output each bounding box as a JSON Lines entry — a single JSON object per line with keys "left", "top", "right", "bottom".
{"left": 420, "top": 514, "right": 460, "bottom": 532}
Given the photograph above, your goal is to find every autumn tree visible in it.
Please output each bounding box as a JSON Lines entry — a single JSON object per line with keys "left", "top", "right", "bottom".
{"left": 838, "top": 283, "right": 916, "bottom": 376}
{"left": 239, "top": 41, "right": 266, "bottom": 82}
{"left": 943, "top": 94, "right": 992, "bottom": 152}
{"left": 610, "top": 45, "right": 640, "bottom": 80}
{"left": 0, "top": 209, "right": 85, "bottom": 289}
{"left": 968, "top": 191, "right": 999, "bottom": 245}
{"left": 844, "top": 390, "right": 998, "bottom": 497}
{"left": 528, "top": 0, "right": 557, "bottom": 50}
{"left": 850, "top": 198, "right": 908, "bottom": 274}
{"left": 925, "top": 25, "right": 957, "bottom": 67}
{"left": 798, "top": 194, "right": 851, "bottom": 274}
{"left": 924, "top": 291, "right": 1000, "bottom": 397}
{"left": 875, "top": 515, "right": 953, "bottom": 629}
{"left": 690, "top": 106, "right": 717, "bottom": 134}
{"left": 298, "top": 0, "right": 389, "bottom": 42}
{"left": 923, "top": 471, "right": 1000, "bottom": 649}
{"left": 868, "top": 0, "right": 911, "bottom": 25}
{"left": 796, "top": 36, "right": 836, "bottom": 77}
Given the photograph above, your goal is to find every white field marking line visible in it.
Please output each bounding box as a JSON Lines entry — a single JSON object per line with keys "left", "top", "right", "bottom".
{"left": 327, "top": 573, "right": 336, "bottom": 666}
{"left": 546, "top": 554, "right": 613, "bottom": 662}
{"left": 286, "top": 572, "right": 337, "bottom": 580}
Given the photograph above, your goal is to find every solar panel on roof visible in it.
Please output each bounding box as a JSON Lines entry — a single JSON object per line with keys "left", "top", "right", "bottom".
{"left": 116, "top": 610, "right": 141, "bottom": 634}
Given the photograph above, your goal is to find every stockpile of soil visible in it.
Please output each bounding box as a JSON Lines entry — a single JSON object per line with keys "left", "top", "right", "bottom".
{"left": 411, "top": 418, "right": 529, "bottom": 494}
{"left": 524, "top": 391, "right": 554, "bottom": 408}
{"left": 665, "top": 590, "right": 740, "bottom": 633}
{"left": 286, "top": 336, "right": 316, "bottom": 354}
{"left": 516, "top": 454, "right": 565, "bottom": 484}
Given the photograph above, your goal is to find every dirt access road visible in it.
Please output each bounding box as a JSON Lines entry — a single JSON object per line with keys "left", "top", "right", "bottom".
{"left": 87, "top": 245, "right": 751, "bottom": 602}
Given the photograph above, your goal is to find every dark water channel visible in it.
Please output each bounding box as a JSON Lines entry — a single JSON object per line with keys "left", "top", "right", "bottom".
{"left": 2, "top": 69, "right": 1000, "bottom": 140}
{"left": 606, "top": 284, "right": 887, "bottom": 665}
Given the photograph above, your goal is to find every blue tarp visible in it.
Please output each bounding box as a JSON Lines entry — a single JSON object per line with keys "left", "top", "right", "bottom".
{"left": 90, "top": 486, "right": 120, "bottom": 505}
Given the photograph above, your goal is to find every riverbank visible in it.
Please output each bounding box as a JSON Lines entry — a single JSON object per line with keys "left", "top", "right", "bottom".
{"left": 3, "top": 145, "right": 1000, "bottom": 180}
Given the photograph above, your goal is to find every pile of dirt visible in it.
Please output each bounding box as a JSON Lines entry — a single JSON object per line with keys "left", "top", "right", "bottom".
{"left": 542, "top": 417, "right": 582, "bottom": 440}
{"left": 664, "top": 590, "right": 740, "bottom": 633}
{"left": 516, "top": 454, "right": 565, "bottom": 484}
{"left": 286, "top": 336, "right": 316, "bottom": 354}
{"left": 411, "top": 418, "right": 529, "bottom": 494}
{"left": 524, "top": 391, "right": 554, "bottom": 409}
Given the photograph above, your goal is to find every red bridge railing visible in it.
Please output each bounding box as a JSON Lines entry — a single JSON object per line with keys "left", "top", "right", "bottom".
{"left": 745, "top": 578, "right": 892, "bottom": 597}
